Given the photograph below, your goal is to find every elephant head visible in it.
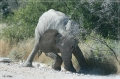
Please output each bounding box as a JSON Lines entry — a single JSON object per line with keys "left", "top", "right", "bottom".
{"left": 55, "top": 32, "right": 78, "bottom": 72}
{"left": 39, "top": 29, "right": 88, "bottom": 72}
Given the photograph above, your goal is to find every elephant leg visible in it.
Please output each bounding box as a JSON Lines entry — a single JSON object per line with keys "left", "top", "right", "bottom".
{"left": 61, "top": 52, "right": 76, "bottom": 72}
{"left": 73, "top": 45, "right": 89, "bottom": 73}
{"left": 23, "top": 30, "right": 41, "bottom": 67}
{"left": 45, "top": 52, "right": 63, "bottom": 71}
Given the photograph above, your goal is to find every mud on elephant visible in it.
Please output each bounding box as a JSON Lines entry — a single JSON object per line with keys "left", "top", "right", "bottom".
{"left": 23, "top": 29, "right": 89, "bottom": 73}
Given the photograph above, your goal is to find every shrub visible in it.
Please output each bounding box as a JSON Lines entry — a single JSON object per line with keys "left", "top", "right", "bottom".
{"left": 78, "top": 33, "right": 120, "bottom": 75}
{"left": 8, "top": 49, "right": 25, "bottom": 61}
{"left": 85, "top": 52, "right": 117, "bottom": 75}
{"left": 1, "top": 25, "right": 34, "bottom": 43}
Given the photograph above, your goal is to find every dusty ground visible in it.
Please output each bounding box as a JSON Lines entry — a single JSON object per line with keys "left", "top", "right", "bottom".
{"left": 0, "top": 60, "right": 120, "bottom": 79}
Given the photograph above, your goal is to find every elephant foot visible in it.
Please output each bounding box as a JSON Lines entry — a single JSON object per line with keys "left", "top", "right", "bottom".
{"left": 68, "top": 68, "right": 76, "bottom": 73}
{"left": 78, "top": 69, "right": 89, "bottom": 74}
{"left": 64, "top": 66, "right": 76, "bottom": 72}
{"left": 22, "top": 61, "right": 33, "bottom": 67}
{"left": 52, "top": 65, "right": 61, "bottom": 71}
{"left": 53, "top": 67, "right": 61, "bottom": 71}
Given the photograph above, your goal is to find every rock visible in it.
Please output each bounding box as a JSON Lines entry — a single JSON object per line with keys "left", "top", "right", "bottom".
{"left": 2, "top": 75, "right": 13, "bottom": 77}
{"left": 80, "top": 73, "right": 84, "bottom": 76}
{"left": 0, "top": 57, "right": 12, "bottom": 63}
{"left": 39, "top": 63, "right": 48, "bottom": 68}
{"left": 73, "top": 73, "right": 76, "bottom": 75}
{"left": 37, "top": 64, "right": 40, "bottom": 68}
{"left": 66, "top": 71, "right": 72, "bottom": 74}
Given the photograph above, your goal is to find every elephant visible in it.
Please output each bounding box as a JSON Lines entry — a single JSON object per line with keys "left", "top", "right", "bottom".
{"left": 23, "top": 29, "right": 88, "bottom": 73}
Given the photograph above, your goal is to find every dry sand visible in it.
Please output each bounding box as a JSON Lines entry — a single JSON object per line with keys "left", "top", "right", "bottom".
{"left": 0, "top": 61, "right": 120, "bottom": 79}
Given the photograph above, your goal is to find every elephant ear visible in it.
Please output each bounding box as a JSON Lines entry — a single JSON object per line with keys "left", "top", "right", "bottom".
{"left": 55, "top": 33, "right": 63, "bottom": 46}
{"left": 74, "top": 39, "right": 79, "bottom": 45}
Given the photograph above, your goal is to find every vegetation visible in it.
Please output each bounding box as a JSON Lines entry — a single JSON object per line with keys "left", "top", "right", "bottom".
{"left": 0, "top": 36, "right": 119, "bottom": 75}
{"left": 78, "top": 33, "right": 120, "bottom": 75}
{"left": 1, "top": 0, "right": 119, "bottom": 41}
{"left": 0, "top": 0, "right": 120, "bottom": 75}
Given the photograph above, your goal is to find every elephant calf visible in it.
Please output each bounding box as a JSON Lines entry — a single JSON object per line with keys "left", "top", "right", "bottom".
{"left": 23, "top": 29, "right": 88, "bottom": 73}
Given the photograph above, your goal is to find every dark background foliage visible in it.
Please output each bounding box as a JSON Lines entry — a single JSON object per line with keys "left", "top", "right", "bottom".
{"left": 0, "top": 0, "right": 119, "bottom": 41}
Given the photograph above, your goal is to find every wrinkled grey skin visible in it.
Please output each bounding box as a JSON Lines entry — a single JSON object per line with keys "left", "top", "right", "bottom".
{"left": 23, "top": 29, "right": 88, "bottom": 73}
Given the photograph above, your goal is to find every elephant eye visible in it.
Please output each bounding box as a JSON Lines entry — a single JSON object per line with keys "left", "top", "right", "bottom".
{"left": 71, "top": 46, "right": 74, "bottom": 50}
{"left": 55, "top": 33, "right": 62, "bottom": 37}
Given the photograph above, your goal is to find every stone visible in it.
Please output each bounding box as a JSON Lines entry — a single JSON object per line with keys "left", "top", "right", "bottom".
{"left": 0, "top": 57, "right": 12, "bottom": 63}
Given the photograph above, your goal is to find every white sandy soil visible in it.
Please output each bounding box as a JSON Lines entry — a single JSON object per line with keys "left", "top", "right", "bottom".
{"left": 0, "top": 60, "right": 120, "bottom": 79}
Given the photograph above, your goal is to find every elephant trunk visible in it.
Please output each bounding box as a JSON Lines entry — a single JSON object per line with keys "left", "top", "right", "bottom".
{"left": 73, "top": 45, "right": 89, "bottom": 71}
{"left": 61, "top": 52, "right": 76, "bottom": 72}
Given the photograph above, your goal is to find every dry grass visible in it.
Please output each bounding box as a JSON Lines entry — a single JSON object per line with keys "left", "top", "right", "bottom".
{"left": 37, "top": 53, "right": 54, "bottom": 65}
{"left": 0, "top": 38, "right": 53, "bottom": 63}
{"left": 0, "top": 24, "right": 11, "bottom": 56}
{"left": 78, "top": 41, "right": 120, "bottom": 75}
{"left": 0, "top": 39, "right": 11, "bottom": 57}
{"left": 0, "top": 38, "right": 33, "bottom": 60}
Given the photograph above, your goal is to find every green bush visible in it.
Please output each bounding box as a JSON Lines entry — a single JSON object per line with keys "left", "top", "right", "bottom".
{"left": 80, "top": 1, "right": 119, "bottom": 39}
{"left": 1, "top": 26, "right": 34, "bottom": 42}
{"left": 1, "top": 0, "right": 119, "bottom": 41}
